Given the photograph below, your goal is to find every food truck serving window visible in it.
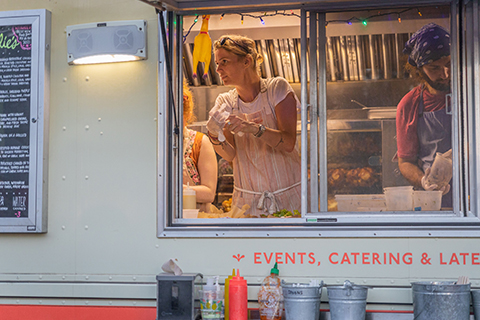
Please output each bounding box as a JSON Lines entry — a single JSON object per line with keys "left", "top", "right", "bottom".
{"left": 156, "top": 1, "right": 480, "bottom": 237}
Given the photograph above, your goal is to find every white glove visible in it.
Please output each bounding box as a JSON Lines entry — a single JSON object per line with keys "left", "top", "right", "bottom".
{"left": 421, "top": 167, "right": 450, "bottom": 195}
{"left": 421, "top": 167, "right": 438, "bottom": 191}
{"left": 207, "top": 103, "right": 230, "bottom": 142}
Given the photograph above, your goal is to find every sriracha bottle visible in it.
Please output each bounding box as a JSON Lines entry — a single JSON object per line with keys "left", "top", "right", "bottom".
{"left": 258, "top": 262, "right": 283, "bottom": 320}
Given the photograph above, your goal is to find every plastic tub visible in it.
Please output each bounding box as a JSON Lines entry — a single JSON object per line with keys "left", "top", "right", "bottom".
{"left": 384, "top": 186, "right": 413, "bottom": 211}
{"left": 413, "top": 191, "right": 442, "bottom": 211}
{"left": 182, "top": 209, "right": 199, "bottom": 218}
{"left": 335, "top": 194, "right": 386, "bottom": 212}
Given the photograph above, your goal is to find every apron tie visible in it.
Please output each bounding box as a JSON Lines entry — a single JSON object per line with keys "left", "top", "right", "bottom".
{"left": 234, "top": 181, "right": 301, "bottom": 214}
{"left": 257, "top": 191, "right": 279, "bottom": 214}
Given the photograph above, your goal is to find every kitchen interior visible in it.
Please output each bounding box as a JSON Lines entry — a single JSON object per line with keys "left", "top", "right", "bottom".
{"left": 182, "top": 5, "right": 450, "bottom": 213}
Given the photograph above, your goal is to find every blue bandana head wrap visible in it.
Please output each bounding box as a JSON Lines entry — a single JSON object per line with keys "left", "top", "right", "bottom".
{"left": 403, "top": 23, "right": 450, "bottom": 67}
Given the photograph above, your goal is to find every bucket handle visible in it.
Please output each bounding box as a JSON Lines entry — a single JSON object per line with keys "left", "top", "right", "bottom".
{"left": 344, "top": 280, "right": 353, "bottom": 296}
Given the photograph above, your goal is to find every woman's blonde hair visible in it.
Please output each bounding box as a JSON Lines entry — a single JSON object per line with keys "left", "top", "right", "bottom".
{"left": 213, "top": 35, "right": 264, "bottom": 75}
{"left": 183, "top": 80, "right": 195, "bottom": 125}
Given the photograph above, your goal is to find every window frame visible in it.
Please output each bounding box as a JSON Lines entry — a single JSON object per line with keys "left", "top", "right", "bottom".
{"left": 157, "top": 0, "right": 480, "bottom": 238}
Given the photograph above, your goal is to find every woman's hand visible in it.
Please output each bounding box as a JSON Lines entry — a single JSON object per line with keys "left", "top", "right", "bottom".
{"left": 224, "top": 114, "right": 260, "bottom": 135}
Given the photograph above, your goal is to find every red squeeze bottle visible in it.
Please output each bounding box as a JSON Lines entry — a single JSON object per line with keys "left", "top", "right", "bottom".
{"left": 229, "top": 269, "right": 248, "bottom": 320}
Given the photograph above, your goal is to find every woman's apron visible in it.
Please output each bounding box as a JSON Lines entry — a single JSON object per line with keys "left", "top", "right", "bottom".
{"left": 230, "top": 80, "right": 302, "bottom": 217}
{"left": 417, "top": 87, "right": 452, "bottom": 208}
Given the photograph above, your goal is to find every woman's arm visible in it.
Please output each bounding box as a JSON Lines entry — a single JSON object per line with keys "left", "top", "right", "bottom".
{"left": 189, "top": 135, "right": 218, "bottom": 204}
{"left": 226, "top": 92, "right": 298, "bottom": 152}
{"left": 208, "top": 129, "right": 236, "bottom": 162}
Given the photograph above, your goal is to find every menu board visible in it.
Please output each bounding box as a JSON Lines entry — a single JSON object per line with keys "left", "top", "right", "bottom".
{"left": 0, "top": 10, "right": 50, "bottom": 233}
{"left": 0, "top": 24, "right": 32, "bottom": 218}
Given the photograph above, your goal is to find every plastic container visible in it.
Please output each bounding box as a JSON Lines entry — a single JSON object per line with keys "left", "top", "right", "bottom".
{"left": 183, "top": 209, "right": 199, "bottom": 218}
{"left": 426, "top": 151, "right": 453, "bottom": 189}
{"left": 327, "top": 280, "right": 369, "bottom": 320}
{"left": 412, "top": 281, "right": 471, "bottom": 320}
{"left": 229, "top": 269, "right": 247, "bottom": 320}
{"left": 335, "top": 194, "right": 386, "bottom": 212}
{"left": 384, "top": 186, "right": 413, "bottom": 211}
{"left": 282, "top": 281, "right": 323, "bottom": 320}
{"left": 224, "top": 269, "right": 236, "bottom": 320}
{"left": 183, "top": 183, "right": 196, "bottom": 209}
{"left": 413, "top": 191, "right": 442, "bottom": 211}
{"left": 258, "top": 263, "right": 283, "bottom": 320}
{"left": 200, "top": 277, "right": 223, "bottom": 320}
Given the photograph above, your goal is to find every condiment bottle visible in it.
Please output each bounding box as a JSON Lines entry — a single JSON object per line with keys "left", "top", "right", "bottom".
{"left": 201, "top": 277, "right": 217, "bottom": 319}
{"left": 183, "top": 183, "right": 196, "bottom": 209}
{"left": 258, "top": 262, "right": 283, "bottom": 320}
{"left": 229, "top": 269, "right": 247, "bottom": 320}
{"left": 224, "top": 269, "right": 236, "bottom": 320}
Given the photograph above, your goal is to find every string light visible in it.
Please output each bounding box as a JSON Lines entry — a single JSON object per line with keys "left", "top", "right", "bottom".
{"left": 324, "top": 7, "right": 422, "bottom": 27}
{"left": 185, "top": 7, "right": 424, "bottom": 37}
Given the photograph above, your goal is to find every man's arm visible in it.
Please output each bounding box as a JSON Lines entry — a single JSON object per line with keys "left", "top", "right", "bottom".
{"left": 398, "top": 157, "right": 424, "bottom": 189}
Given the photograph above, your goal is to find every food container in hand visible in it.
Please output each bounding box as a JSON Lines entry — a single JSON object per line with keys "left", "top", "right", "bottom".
{"left": 384, "top": 186, "right": 414, "bottom": 211}
{"left": 425, "top": 151, "right": 453, "bottom": 189}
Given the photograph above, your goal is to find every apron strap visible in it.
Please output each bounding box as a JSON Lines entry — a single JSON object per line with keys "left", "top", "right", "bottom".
{"left": 234, "top": 181, "right": 301, "bottom": 214}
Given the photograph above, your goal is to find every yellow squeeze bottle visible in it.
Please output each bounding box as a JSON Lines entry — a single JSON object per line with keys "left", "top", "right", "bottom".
{"left": 224, "top": 269, "right": 236, "bottom": 320}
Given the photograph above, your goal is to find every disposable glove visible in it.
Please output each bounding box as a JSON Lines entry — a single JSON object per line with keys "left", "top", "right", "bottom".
{"left": 421, "top": 167, "right": 438, "bottom": 191}
{"left": 425, "top": 150, "right": 453, "bottom": 190}
{"left": 207, "top": 103, "right": 230, "bottom": 142}
{"left": 421, "top": 167, "right": 451, "bottom": 195}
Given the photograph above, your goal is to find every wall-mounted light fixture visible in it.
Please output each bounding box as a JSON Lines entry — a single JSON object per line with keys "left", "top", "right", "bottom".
{"left": 67, "top": 20, "right": 147, "bottom": 65}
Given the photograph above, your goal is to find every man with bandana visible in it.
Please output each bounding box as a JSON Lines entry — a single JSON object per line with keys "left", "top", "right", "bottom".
{"left": 396, "top": 23, "right": 452, "bottom": 208}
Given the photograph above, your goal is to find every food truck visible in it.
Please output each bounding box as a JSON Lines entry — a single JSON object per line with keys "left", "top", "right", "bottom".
{"left": 1, "top": 0, "right": 480, "bottom": 318}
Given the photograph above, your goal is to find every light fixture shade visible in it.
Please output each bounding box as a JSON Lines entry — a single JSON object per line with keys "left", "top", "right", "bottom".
{"left": 66, "top": 20, "right": 147, "bottom": 65}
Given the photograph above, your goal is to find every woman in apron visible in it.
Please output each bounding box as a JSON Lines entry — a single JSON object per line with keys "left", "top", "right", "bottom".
{"left": 206, "top": 35, "right": 301, "bottom": 217}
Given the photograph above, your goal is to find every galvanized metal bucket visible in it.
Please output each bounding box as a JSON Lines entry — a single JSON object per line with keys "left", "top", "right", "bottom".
{"left": 412, "top": 281, "right": 471, "bottom": 320}
{"left": 327, "top": 280, "right": 369, "bottom": 320}
{"left": 282, "top": 282, "right": 323, "bottom": 320}
{"left": 471, "top": 290, "right": 480, "bottom": 320}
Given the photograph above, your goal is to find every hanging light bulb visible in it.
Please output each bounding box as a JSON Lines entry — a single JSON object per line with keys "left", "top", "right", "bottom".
{"left": 417, "top": 9, "right": 423, "bottom": 16}
{"left": 260, "top": 17, "right": 265, "bottom": 25}
{"left": 397, "top": 14, "right": 402, "bottom": 23}
{"left": 241, "top": 15, "right": 244, "bottom": 24}
{"left": 362, "top": 20, "right": 367, "bottom": 26}
{"left": 220, "top": 13, "right": 225, "bottom": 20}
{"left": 194, "top": 15, "right": 198, "bottom": 23}
{"left": 347, "top": 21, "right": 352, "bottom": 25}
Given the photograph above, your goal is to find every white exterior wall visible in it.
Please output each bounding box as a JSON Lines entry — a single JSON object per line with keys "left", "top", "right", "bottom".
{"left": 0, "top": 0, "right": 479, "bottom": 313}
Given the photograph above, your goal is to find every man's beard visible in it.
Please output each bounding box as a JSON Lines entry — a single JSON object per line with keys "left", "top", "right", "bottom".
{"left": 421, "top": 72, "right": 451, "bottom": 93}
